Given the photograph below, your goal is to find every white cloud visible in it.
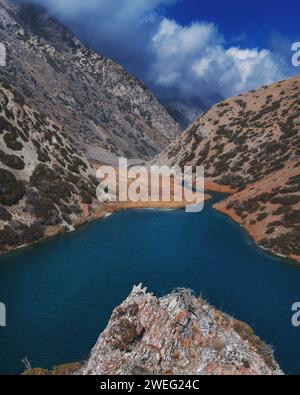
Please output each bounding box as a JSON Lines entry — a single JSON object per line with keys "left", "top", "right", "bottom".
{"left": 150, "top": 18, "right": 287, "bottom": 99}
{"left": 22, "top": 0, "right": 291, "bottom": 103}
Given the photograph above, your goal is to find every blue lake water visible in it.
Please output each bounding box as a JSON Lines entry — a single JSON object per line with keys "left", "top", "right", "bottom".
{"left": 0, "top": 194, "right": 300, "bottom": 375}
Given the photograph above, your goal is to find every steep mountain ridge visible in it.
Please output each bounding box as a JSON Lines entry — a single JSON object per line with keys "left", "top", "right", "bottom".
{"left": 0, "top": 0, "right": 180, "bottom": 164}
{"left": 155, "top": 76, "right": 300, "bottom": 261}
{"left": 0, "top": 81, "right": 106, "bottom": 254}
{"left": 0, "top": 0, "right": 183, "bottom": 254}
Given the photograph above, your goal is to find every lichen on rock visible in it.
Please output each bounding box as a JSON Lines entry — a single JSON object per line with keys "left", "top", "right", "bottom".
{"left": 82, "top": 285, "right": 283, "bottom": 376}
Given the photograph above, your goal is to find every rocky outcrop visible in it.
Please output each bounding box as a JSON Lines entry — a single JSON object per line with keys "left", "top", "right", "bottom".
{"left": 82, "top": 285, "right": 283, "bottom": 375}
{"left": 155, "top": 76, "right": 300, "bottom": 261}
{"left": 0, "top": 0, "right": 180, "bottom": 164}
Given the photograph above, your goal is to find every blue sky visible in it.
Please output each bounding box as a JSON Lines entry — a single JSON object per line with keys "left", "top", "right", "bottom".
{"left": 23, "top": 0, "right": 299, "bottom": 103}
{"left": 166, "top": 0, "right": 299, "bottom": 47}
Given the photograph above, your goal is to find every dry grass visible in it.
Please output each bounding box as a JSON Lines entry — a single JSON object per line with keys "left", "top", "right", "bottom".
{"left": 232, "top": 319, "right": 276, "bottom": 370}
{"left": 22, "top": 362, "right": 82, "bottom": 376}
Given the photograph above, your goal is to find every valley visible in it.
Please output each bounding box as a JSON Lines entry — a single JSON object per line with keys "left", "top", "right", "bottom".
{"left": 0, "top": 0, "right": 299, "bottom": 378}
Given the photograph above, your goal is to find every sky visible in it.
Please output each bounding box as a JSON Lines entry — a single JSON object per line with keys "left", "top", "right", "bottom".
{"left": 21, "top": 0, "right": 299, "bottom": 104}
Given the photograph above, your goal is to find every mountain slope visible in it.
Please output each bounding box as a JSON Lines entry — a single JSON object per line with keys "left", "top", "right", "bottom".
{"left": 0, "top": 0, "right": 180, "bottom": 164}
{"left": 0, "top": 81, "right": 106, "bottom": 254}
{"left": 214, "top": 159, "right": 300, "bottom": 260}
{"left": 164, "top": 95, "right": 223, "bottom": 130}
{"left": 155, "top": 76, "right": 300, "bottom": 261}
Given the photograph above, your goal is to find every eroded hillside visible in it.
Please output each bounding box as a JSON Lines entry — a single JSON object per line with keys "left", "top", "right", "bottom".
{"left": 156, "top": 76, "right": 300, "bottom": 261}
{"left": 214, "top": 159, "right": 300, "bottom": 260}
{"left": 0, "top": 0, "right": 180, "bottom": 163}
{"left": 0, "top": 82, "right": 105, "bottom": 254}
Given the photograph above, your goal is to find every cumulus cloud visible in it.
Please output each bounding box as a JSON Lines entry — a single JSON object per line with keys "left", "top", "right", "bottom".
{"left": 20, "top": 0, "right": 292, "bottom": 103}
{"left": 150, "top": 18, "right": 287, "bottom": 99}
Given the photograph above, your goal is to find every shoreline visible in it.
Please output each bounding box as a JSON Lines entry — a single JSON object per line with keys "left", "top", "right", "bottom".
{"left": 1, "top": 188, "right": 298, "bottom": 265}
{"left": 202, "top": 179, "right": 300, "bottom": 265}
{"left": 213, "top": 199, "right": 300, "bottom": 265}
{"left": 0, "top": 194, "right": 210, "bottom": 258}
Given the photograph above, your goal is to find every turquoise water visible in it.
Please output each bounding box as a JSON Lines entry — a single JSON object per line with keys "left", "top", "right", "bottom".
{"left": 0, "top": 195, "right": 300, "bottom": 375}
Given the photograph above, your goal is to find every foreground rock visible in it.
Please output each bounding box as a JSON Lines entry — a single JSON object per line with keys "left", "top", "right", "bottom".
{"left": 82, "top": 285, "right": 282, "bottom": 375}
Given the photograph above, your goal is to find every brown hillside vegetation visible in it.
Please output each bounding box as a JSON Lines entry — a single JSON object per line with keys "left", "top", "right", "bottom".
{"left": 156, "top": 76, "right": 300, "bottom": 261}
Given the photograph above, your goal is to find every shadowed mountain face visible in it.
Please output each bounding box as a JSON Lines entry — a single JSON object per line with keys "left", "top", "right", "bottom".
{"left": 156, "top": 76, "right": 300, "bottom": 261}
{"left": 164, "top": 95, "right": 224, "bottom": 130}
{"left": 0, "top": 0, "right": 181, "bottom": 164}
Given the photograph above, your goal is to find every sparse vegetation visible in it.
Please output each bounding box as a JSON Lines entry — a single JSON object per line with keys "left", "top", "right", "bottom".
{"left": 0, "top": 169, "right": 25, "bottom": 206}
{"left": 22, "top": 362, "right": 82, "bottom": 376}
{"left": 233, "top": 319, "right": 276, "bottom": 370}
{"left": 112, "top": 319, "right": 140, "bottom": 351}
